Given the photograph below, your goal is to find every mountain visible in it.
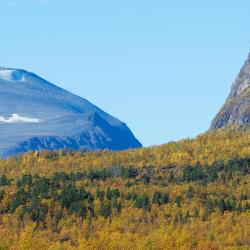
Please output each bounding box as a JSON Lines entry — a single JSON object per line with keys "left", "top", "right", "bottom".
{"left": 211, "top": 53, "right": 250, "bottom": 130}
{"left": 0, "top": 67, "right": 142, "bottom": 158}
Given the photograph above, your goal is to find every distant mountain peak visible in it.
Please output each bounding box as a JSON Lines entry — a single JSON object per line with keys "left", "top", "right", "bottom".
{"left": 210, "top": 53, "right": 250, "bottom": 130}
{"left": 0, "top": 67, "right": 142, "bottom": 158}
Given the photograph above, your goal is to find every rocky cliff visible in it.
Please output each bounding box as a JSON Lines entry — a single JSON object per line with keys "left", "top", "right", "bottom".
{"left": 211, "top": 53, "right": 250, "bottom": 130}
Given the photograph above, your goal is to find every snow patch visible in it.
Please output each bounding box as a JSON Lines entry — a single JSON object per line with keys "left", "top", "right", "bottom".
{"left": 0, "top": 114, "right": 40, "bottom": 123}
{"left": 0, "top": 70, "right": 25, "bottom": 82}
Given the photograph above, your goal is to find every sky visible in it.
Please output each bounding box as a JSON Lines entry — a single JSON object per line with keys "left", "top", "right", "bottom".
{"left": 0, "top": 0, "right": 250, "bottom": 146}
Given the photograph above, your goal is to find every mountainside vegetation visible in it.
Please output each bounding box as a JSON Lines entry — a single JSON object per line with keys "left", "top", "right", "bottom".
{"left": 0, "top": 130, "right": 249, "bottom": 249}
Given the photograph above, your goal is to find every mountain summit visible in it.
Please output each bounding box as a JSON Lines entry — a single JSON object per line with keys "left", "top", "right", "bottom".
{"left": 211, "top": 53, "right": 250, "bottom": 130}
{"left": 0, "top": 67, "right": 141, "bottom": 158}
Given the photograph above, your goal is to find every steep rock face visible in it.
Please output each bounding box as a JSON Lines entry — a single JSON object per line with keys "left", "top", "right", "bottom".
{"left": 211, "top": 53, "right": 250, "bottom": 130}
{"left": 0, "top": 67, "right": 142, "bottom": 158}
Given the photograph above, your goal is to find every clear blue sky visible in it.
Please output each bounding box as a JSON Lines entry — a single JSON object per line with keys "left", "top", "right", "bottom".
{"left": 1, "top": 0, "right": 250, "bottom": 146}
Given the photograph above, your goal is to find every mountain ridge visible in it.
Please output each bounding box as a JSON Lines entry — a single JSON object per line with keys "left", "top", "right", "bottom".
{"left": 0, "top": 67, "right": 142, "bottom": 158}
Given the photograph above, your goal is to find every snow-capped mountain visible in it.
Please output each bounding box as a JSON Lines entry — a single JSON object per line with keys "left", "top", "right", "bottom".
{"left": 0, "top": 67, "right": 142, "bottom": 158}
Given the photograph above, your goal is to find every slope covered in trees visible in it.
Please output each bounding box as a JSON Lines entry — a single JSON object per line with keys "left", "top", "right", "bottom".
{"left": 0, "top": 130, "right": 249, "bottom": 249}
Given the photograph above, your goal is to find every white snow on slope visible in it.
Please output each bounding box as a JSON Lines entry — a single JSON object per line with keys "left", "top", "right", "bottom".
{"left": 0, "top": 114, "right": 40, "bottom": 123}
{"left": 0, "top": 70, "right": 25, "bottom": 82}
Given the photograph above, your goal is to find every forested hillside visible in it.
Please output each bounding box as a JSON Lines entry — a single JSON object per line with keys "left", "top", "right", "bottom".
{"left": 0, "top": 130, "right": 249, "bottom": 250}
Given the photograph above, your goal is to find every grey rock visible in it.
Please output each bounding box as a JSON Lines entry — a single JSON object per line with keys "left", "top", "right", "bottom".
{"left": 210, "top": 53, "right": 250, "bottom": 130}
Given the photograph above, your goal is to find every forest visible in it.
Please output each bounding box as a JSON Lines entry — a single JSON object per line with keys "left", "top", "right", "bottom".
{"left": 0, "top": 130, "right": 249, "bottom": 250}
